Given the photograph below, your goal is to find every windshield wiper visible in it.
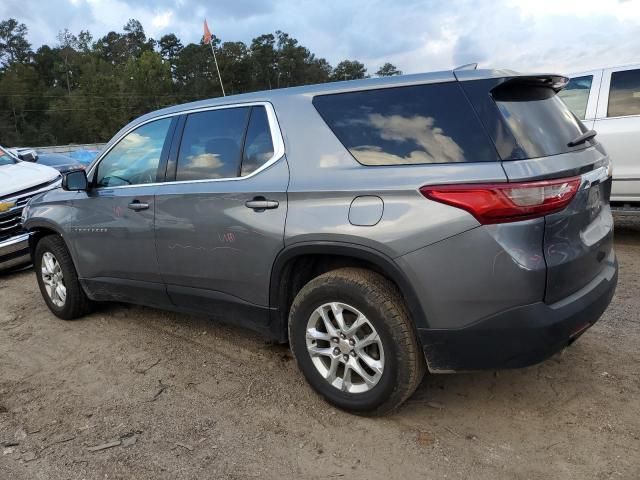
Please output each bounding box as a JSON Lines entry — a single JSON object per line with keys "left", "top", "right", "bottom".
{"left": 568, "top": 129, "right": 597, "bottom": 147}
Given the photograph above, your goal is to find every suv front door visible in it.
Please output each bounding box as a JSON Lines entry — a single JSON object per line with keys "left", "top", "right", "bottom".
{"left": 154, "top": 103, "right": 288, "bottom": 327}
{"left": 70, "top": 117, "right": 176, "bottom": 306}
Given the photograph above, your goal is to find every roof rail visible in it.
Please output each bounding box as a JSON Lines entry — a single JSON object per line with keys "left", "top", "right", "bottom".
{"left": 454, "top": 63, "right": 478, "bottom": 71}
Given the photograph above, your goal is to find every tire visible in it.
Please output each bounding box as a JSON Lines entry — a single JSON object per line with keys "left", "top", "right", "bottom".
{"left": 288, "top": 267, "right": 426, "bottom": 416}
{"left": 34, "top": 235, "right": 93, "bottom": 320}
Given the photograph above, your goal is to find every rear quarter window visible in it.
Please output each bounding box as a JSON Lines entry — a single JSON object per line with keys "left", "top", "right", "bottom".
{"left": 312, "top": 83, "right": 499, "bottom": 166}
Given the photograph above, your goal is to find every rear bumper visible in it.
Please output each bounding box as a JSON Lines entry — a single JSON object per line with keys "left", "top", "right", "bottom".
{"left": 0, "top": 233, "right": 31, "bottom": 270}
{"left": 418, "top": 256, "right": 618, "bottom": 372}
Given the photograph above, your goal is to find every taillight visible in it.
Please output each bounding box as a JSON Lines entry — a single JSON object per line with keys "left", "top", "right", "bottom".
{"left": 420, "top": 177, "right": 581, "bottom": 224}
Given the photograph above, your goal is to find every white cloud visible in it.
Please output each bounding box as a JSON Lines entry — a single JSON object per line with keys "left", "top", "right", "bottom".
{"left": 2, "top": 0, "right": 640, "bottom": 75}
{"left": 151, "top": 10, "right": 173, "bottom": 30}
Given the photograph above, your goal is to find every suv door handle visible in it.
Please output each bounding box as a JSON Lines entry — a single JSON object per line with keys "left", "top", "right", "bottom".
{"left": 245, "top": 198, "right": 279, "bottom": 211}
{"left": 128, "top": 201, "right": 149, "bottom": 211}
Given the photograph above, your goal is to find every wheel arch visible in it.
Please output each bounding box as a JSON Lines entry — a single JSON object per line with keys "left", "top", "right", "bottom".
{"left": 26, "top": 221, "right": 72, "bottom": 266}
{"left": 268, "top": 241, "right": 429, "bottom": 342}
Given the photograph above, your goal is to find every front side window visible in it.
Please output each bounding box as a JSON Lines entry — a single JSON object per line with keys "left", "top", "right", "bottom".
{"left": 608, "top": 69, "right": 640, "bottom": 117}
{"left": 313, "top": 83, "right": 499, "bottom": 166}
{"left": 557, "top": 75, "right": 593, "bottom": 119}
{"left": 176, "top": 107, "right": 249, "bottom": 181}
{"left": 241, "top": 106, "right": 275, "bottom": 176}
{"left": 96, "top": 118, "right": 172, "bottom": 187}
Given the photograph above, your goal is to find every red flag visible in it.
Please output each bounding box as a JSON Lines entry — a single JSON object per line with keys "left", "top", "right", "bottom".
{"left": 203, "top": 19, "right": 212, "bottom": 44}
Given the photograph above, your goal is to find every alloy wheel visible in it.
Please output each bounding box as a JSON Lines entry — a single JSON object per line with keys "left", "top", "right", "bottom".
{"left": 305, "top": 302, "right": 385, "bottom": 394}
{"left": 41, "top": 251, "right": 66, "bottom": 307}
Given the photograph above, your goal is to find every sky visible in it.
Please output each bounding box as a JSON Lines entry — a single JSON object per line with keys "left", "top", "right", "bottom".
{"left": 1, "top": 0, "right": 640, "bottom": 75}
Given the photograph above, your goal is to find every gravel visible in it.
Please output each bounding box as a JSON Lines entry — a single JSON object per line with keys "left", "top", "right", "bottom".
{"left": 1, "top": 220, "right": 639, "bottom": 479}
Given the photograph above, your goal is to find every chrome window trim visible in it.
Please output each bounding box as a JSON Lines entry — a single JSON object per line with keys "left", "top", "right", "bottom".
{"left": 87, "top": 101, "right": 285, "bottom": 189}
{"left": 596, "top": 113, "right": 640, "bottom": 121}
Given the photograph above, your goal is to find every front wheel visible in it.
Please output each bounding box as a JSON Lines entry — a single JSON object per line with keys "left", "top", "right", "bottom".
{"left": 288, "top": 267, "right": 425, "bottom": 415}
{"left": 34, "top": 235, "right": 93, "bottom": 320}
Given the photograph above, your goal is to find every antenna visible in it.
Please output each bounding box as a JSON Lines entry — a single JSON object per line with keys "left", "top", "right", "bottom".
{"left": 454, "top": 63, "right": 478, "bottom": 71}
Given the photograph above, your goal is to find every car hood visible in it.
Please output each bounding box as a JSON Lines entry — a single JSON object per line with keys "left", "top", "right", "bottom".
{"left": 0, "top": 161, "right": 60, "bottom": 198}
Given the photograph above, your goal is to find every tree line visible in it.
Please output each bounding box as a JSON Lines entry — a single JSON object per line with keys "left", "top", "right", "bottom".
{"left": 0, "top": 18, "right": 402, "bottom": 147}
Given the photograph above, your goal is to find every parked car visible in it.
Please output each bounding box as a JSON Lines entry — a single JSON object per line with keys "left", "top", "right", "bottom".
{"left": 22, "top": 69, "right": 617, "bottom": 415}
{"left": 558, "top": 63, "right": 640, "bottom": 208}
{"left": 7, "top": 147, "right": 90, "bottom": 173}
{"left": 7, "top": 147, "right": 38, "bottom": 162}
{"left": 33, "top": 153, "right": 87, "bottom": 174}
{"left": 0, "top": 145, "right": 60, "bottom": 271}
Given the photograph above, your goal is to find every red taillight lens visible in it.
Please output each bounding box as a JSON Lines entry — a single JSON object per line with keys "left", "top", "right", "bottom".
{"left": 420, "top": 177, "right": 581, "bottom": 224}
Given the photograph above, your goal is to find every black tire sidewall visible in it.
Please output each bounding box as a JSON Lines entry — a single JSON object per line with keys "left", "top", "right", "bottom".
{"left": 34, "top": 237, "right": 79, "bottom": 319}
{"left": 290, "top": 278, "right": 402, "bottom": 413}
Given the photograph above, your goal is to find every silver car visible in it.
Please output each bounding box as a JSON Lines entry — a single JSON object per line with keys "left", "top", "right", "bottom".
{"left": 23, "top": 68, "right": 618, "bottom": 415}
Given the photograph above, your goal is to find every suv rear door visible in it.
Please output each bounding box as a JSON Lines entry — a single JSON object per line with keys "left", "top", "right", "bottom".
{"left": 593, "top": 65, "right": 640, "bottom": 203}
{"left": 154, "top": 103, "right": 287, "bottom": 326}
{"left": 459, "top": 73, "right": 615, "bottom": 304}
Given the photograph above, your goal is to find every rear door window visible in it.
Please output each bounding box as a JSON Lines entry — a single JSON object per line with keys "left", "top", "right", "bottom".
{"left": 176, "top": 107, "right": 250, "bottom": 181}
{"left": 313, "top": 83, "right": 499, "bottom": 165}
{"left": 608, "top": 69, "right": 640, "bottom": 117}
{"left": 557, "top": 75, "right": 593, "bottom": 119}
{"left": 240, "top": 106, "right": 275, "bottom": 176}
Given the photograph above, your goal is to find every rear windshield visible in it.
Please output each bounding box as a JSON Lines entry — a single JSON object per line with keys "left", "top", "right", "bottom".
{"left": 313, "top": 83, "right": 499, "bottom": 165}
{"left": 461, "top": 78, "right": 595, "bottom": 160}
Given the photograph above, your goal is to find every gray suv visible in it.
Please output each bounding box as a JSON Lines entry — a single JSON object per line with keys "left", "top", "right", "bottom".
{"left": 23, "top": 68, "right": 618, "bottom": 415}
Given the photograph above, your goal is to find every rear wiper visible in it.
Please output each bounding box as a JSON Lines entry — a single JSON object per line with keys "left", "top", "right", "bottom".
{"left": 568, "top": 129, "right": 597, "bottom": 147}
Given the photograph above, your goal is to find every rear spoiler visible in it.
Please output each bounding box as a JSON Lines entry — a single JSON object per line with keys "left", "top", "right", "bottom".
{"left": 454, "top": 69, "right": 570, "bottom": 92}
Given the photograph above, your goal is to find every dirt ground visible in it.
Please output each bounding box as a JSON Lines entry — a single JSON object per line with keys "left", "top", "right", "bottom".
{"left": 1, "top": 221, "right": 639, "bottom": 480}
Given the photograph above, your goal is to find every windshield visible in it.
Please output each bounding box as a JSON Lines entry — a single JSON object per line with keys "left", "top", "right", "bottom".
{"left": 0, "top": 146, "right": 18, "bottom": 166}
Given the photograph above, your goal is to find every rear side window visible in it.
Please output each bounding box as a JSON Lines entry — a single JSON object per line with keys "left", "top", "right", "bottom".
{"left": 557, "top": 75, "right": 593, "bottom": 119}
{"left": 608, "top": 69, "right": 640, "bottom": 117}
{"left": 241, "top": 106, "right": 275, "bottom": 176}
{"left": 176, "top": 107, "right": 250, "bottom": 181}
{"left": 313, "top": 83, "right": 499, "bottom": 165}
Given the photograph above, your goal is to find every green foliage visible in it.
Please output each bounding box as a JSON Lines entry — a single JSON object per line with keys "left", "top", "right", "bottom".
{"left": 0, "top": 17, "right": 396, "bottom": 146}
{"left": 376, "top": 62, "right": 402, "bottom": 77}
{"left": 331, "top": 60, "right": 368, "bottom": 81}
{"left": 0, "top": 19, "right": 32, "bottom": 67}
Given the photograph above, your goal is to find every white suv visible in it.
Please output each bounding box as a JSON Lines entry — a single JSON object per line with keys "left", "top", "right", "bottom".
{"left": 0, "top": 145, "right": 60, "bottom": 270}
{"left": 558, "top": 64, "right": 640, "bottom": 207}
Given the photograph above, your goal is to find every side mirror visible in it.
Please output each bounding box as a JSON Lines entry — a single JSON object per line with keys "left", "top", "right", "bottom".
{"left": 18, "top": 151, "right": 38, "bottom": 162}
{"left": 62, "top": 169, "right": 88, "bottom": 191}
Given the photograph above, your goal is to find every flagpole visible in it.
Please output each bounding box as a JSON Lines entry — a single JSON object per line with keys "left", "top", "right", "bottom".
{"left": 209, "top": 40, "right": 225, "bottom": 97}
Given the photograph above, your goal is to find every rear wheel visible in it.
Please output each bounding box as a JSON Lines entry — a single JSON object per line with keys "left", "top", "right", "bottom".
{"left": 288, "top": 267, "right": 425, "bottom": 415}
{"left": 34, "top": 235, "right": 92, "bottom": 320}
